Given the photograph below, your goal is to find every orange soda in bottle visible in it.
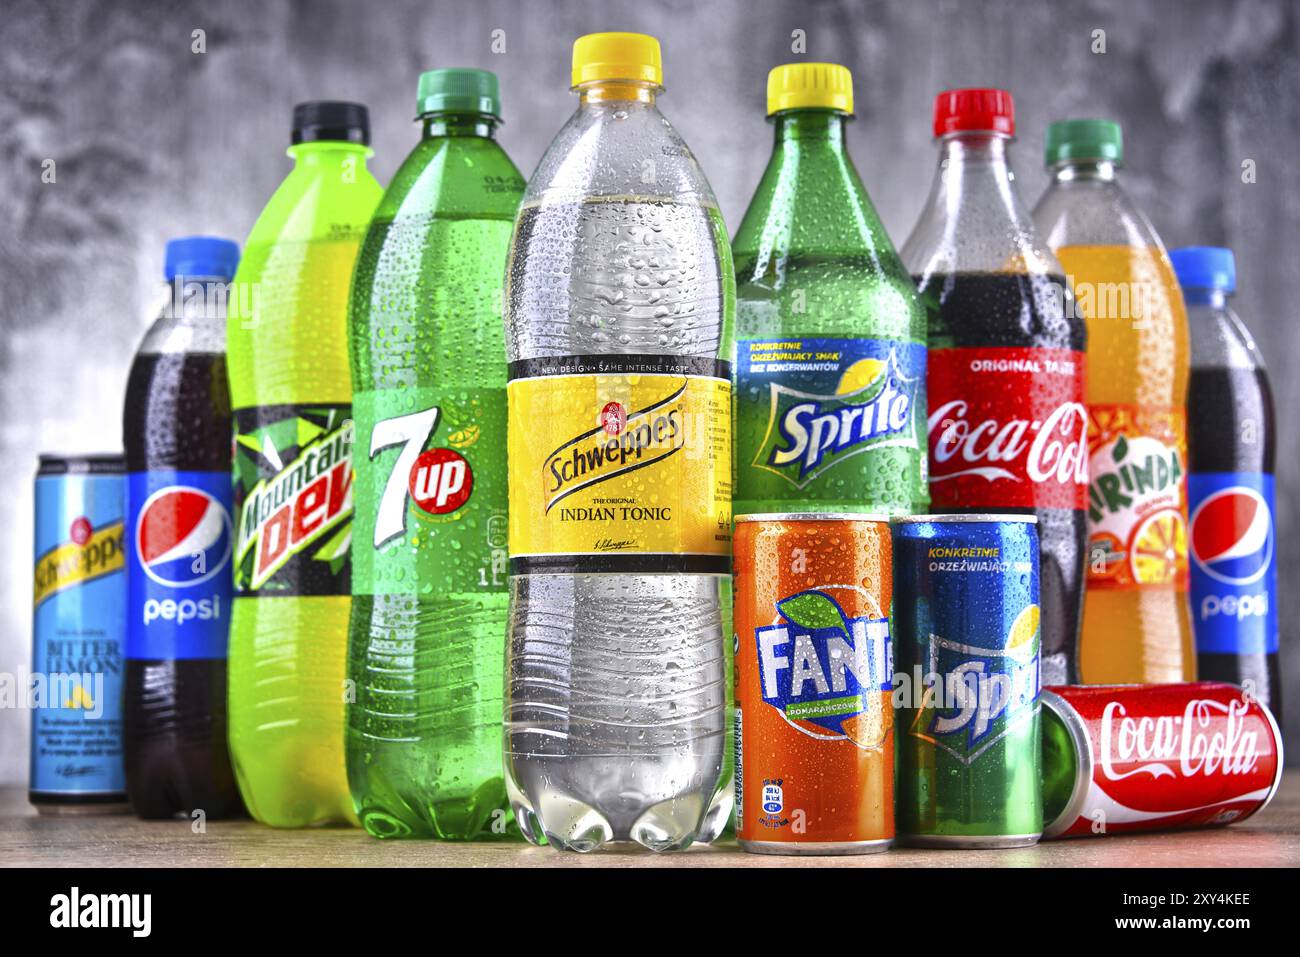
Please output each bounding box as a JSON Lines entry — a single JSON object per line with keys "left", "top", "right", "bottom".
{"left": 1033, "top": 119, "right": 1194, "bottom": 682}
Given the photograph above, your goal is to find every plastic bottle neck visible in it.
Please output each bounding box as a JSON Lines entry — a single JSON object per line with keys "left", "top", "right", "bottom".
{"left": 421, "top": 113, "right": 499, "bottom": 139}
{"left": 161, "top": 277, "right": 231, "bottom": 325}
{"left": 931, "top": 132, "right": 1027, "bottom": 224}
{"left": 576, "top": 79, "right": 659, "bottom": 106}
{"left": 1051, "top": 159, "right": 1120, "bottom": 183}
{"left": 771, "top": 110, "right": 848, "bottom": 149}
{"left": 1182, "top": 287, "right": 1229, "bottom": 308}
{"left": 288, "top": 141, "right": 372, "bottom": 168}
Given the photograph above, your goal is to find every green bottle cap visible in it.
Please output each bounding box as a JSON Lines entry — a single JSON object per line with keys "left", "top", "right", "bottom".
{"left": 417, "top": 68, "right": 501, "bottom": 118}
{"left": 1044, "top": 118, "right": 1123, "bottom": 166}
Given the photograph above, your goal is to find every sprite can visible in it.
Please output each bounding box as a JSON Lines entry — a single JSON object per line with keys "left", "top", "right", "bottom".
{"left": 892, "top": 514, "right": 1042, "bottom": 848}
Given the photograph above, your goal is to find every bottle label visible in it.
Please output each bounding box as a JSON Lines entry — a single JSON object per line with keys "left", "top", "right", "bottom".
{"left": 125, "top": 470, "right": 233, "bottom": 658}
{"left": 927, "top": 347, "right": 1089, "bottom": 508}
{"left": 232, "top": 404, "right": 352, "bottom": 597}
{"left": 1085, "top": 404, "right": 1188, "bottom": 590}
{"left": 507, "top": 355, "right": 732, "bottom": 574}
{"left": 1188, "top": 473, "right": 1277, "bottom": 654}
{"left": 734, "top": 337, "right": 926, "bottom": 504}
{"left": 351, "top": 387, "right": 507, "bottom": 595}
{"left": 31, "top": 472, "right": 126, "bottom": 795}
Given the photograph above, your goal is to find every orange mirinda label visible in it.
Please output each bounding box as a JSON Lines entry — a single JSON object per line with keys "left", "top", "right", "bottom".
{"left": 1085, "top": 404, "right": 1189, "bottom": 590}
{"left": 733, "top": 518, "right": 894, "bottom": 846}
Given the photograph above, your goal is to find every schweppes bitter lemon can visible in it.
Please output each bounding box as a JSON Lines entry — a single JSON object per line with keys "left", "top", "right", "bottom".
{"left": 733, "top": 514, "right": 894, "bottom": 855}
{"left": 30, "top": 454, "right": 129, "bottom": 814}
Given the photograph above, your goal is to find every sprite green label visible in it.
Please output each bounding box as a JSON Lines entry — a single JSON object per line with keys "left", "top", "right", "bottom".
{"left": 350, "top": 386, "right": 506, "bottom": 595}
{"left": 734, "top": 336, "right": 927, "bottom": 514}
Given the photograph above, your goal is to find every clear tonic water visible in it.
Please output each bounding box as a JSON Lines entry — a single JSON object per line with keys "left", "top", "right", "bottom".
{"left": 503, "top": 35, "right": 735, "bottom": 852}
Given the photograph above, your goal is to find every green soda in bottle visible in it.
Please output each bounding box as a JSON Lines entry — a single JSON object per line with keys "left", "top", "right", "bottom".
{"left": 226, "top": 102, "right": 382, "bottom": 828}
{"left": 346, "top": 70, "right": 525, "bottom": 839}
{"left": 732, "top": 64, "right": 927, "bottom": 516}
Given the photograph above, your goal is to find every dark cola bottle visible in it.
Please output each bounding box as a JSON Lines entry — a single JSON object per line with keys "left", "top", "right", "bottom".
{"left": 900, "top": 89, "right": 1088, "bottom": 685}
{"left": 1173, "top": 247, "right": 1280, "bottom": 718}
{"left": 122, "top": 237, "right": 244, "bottom": 819}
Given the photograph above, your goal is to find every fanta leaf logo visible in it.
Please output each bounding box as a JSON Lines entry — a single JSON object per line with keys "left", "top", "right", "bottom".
{"left": 756, "top": 588, "right": 892, "bottom": 751}
{"left": 777, "top": 590, "right": 849, "bottom": 632}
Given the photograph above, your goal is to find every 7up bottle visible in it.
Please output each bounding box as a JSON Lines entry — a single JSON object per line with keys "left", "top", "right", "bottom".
{"left": 732, "top": 64, "right": 927, "bottom": 517}
{"left": 226, "top": 102, "right": 382, "bottom": 827}
{"left": 346, "top": 70, "right": 524, "bottom": 840}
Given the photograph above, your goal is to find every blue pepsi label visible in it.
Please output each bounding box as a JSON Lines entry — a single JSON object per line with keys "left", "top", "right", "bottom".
{"left": 31, "top": 471, "right": 126, "bottom": 796}
{"left": 125, "top": 470, "right": 233, "bottom": 659}
{"left": 1189, "top": 473, "right": 1277, "bottom": 654}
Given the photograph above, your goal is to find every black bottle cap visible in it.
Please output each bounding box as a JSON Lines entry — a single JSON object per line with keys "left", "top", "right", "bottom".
{"left": 291, "top": 101, "right": 370, "bottom": 145}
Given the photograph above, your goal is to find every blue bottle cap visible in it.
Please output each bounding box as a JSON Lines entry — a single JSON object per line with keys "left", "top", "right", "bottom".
{"left": 164, "top": 236, "right": 240, "bottom": 281}
{"left": 1169, "top": 246, "right": 1235, "bottom": 294}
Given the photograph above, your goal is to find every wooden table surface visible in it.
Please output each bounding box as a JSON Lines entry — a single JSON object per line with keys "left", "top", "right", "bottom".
{"left": 4, "top": 773, "right": 1297, "bottom": 868}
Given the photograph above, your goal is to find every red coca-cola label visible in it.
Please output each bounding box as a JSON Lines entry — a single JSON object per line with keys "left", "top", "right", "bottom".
{"left": 1043, "top": 683, "right": 1283, "bottom": 839}
{"left": 927, "top": 347, "right": 1088, "bottom": 509}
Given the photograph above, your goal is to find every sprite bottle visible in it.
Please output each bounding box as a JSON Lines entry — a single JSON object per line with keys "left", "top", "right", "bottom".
{"left": 732, "top": 64, "right": 927, "bottom": 516}
{"left": 346, "top": 70, "right": 525, "bottom": 840}
{"left": 226, "top": 102, "right": 382, "bottom": 827}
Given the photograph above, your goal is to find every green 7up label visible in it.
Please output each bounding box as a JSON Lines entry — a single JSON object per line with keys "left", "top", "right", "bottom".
{"left": 351, "top": 387, "right": 507, "bottom": 596}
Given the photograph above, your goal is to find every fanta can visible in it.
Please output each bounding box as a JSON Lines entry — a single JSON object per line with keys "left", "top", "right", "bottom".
{"left": 733, "top": 514, "right": 894, "bottom": 855}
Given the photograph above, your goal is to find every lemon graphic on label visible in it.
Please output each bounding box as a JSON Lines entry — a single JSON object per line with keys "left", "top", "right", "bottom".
{"left": 1006, "top": 604, "right": 1040, "bottom": 659}
{"left": 447, "top": 424, "right": 480, "bottom": 449}
{"left": 65, "top": 684, "right": 94, "bottom": 710}
{"left": 836, "top": 357, "right": 885, "bottom": 396}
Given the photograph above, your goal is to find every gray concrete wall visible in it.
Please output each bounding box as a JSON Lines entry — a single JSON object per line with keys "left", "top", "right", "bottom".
{"left": 1, "top": 0, "right": 1296, "bottom": 782}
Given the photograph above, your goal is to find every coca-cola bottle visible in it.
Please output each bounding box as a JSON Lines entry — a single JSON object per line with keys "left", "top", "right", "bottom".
{"left": 901, "top": 89, "right": 1088, "bottom": 683}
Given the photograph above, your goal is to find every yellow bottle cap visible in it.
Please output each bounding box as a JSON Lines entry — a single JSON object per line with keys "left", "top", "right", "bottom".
{"left": 571, "top": 32, "right": 663, "bottom": 88}
{"left": 767, "top": 62, "right": 854, "bottom": 116}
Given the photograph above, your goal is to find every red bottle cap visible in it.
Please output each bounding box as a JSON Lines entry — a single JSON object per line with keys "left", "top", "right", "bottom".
{"left": 933, "top": 88, "right": 1015, "bottom": 138}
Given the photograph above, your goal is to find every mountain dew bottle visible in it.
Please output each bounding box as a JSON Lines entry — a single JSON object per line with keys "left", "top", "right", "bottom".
{"left": 226, "top": 102, "right": 382, "bottom": 827}
{"left": 346, "top": 70, "right": 524, "bottom": 840}
{"left": 732, "top": 64, "right": 927, "bottom": 516}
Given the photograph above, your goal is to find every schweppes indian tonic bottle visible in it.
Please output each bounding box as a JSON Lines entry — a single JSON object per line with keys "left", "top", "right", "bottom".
{"left": 1033, "top": 119, "right": 1194, "bottom": 683}
{"left": 226, "top": 102, "right": 382, "bottom": 827}
{"left": 345, "top": 70, "right": 525, "bottom": 840}
{"left": 733, "top": 63, "right": 927, "bottom": 516}
{"left": 504, "top": 33, "right": 735, "bottom": 852}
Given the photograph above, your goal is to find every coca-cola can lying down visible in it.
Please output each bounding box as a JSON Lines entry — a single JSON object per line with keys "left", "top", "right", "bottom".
{"left": 1041, "top": 682, "right": 1283, "bottom": 838}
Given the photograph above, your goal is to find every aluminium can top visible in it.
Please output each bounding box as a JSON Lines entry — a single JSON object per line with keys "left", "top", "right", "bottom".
{"left": 892, "top": 513, "right": 1038, "bottom": 525}
{"left": 734, "top": 512, "right": 893, "bottom": 524}
{"left": 36, "top": 453, "right": 125, "bottom": 476}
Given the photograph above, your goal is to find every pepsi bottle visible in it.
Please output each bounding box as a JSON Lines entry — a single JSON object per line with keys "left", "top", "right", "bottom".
{"left": 123, "top": 237, "right": 245, "bottom": 818}
{"left": 1172, "top": 247, "right": 1281, "bottom": 718}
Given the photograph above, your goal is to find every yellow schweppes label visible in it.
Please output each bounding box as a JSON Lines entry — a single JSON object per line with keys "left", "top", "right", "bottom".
{"left": 508, "top": 355, "right": 732, "bottom": 574}
{"left": 33, "top": 521, "right": 125, "bottom": 609}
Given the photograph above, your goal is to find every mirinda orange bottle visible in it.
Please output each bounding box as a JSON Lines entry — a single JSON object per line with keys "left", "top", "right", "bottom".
{"left": 1033, "top": 119, "right": 1194, "bottom": 683}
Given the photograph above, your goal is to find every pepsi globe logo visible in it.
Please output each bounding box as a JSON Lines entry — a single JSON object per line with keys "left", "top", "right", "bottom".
{"left": 135, "top": 486, "right": 233, "bottom": 587}
{"left": 409, "top": 447, "right": 473, "bottom": 516}
{"left": 1191, "top": 487, "right": 1273, "bottom": 586}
